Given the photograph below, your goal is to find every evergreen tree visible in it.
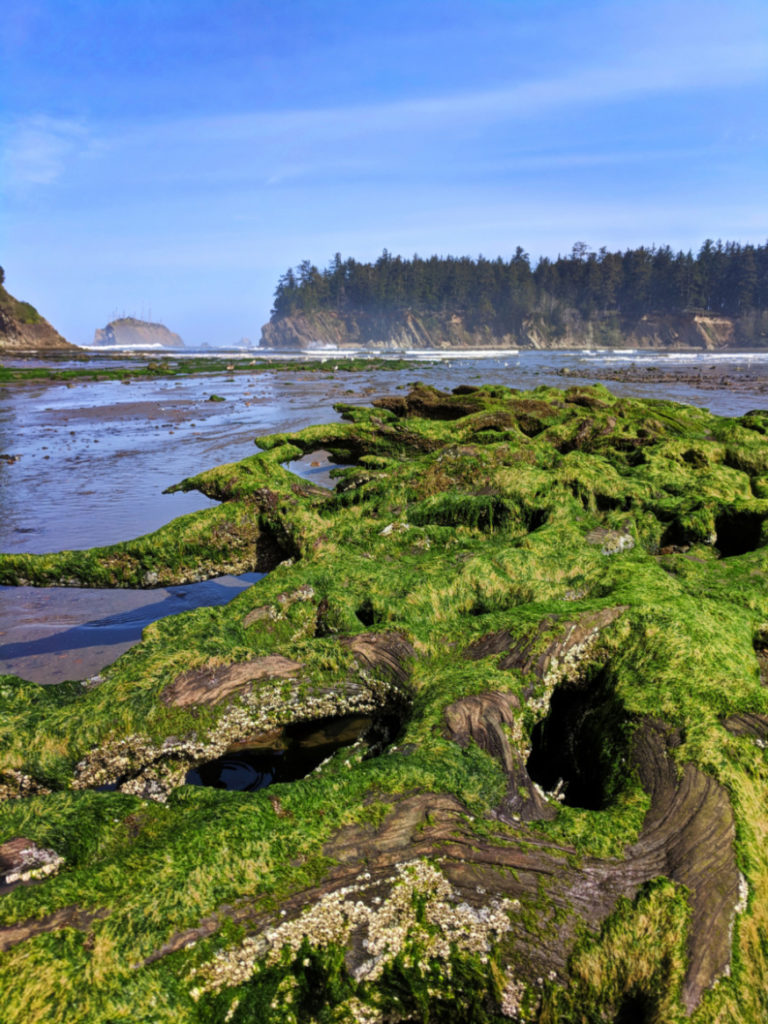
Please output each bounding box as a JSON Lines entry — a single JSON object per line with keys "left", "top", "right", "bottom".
{"left": 269, "top": 241, "right": 768, "bottom": 330}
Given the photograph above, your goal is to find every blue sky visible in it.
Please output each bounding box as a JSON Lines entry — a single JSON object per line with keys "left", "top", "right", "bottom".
{"left": 2, "top": 0, "right": 767, "bottom": 347}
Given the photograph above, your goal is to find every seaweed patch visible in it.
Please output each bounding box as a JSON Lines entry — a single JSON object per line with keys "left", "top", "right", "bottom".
{"left": 1, "top": 383, "right": 767, "bottom": 1023}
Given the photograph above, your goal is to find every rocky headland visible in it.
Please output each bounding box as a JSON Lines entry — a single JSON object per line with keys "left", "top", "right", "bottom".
{"left": 260, "top": 307, "right": 767, "bottom": 351}
{"left": 0, "top": 271, "right": 77, "bottom": 353}
{"left": 93, "top": 317, "right": 185, "bottom": 349}
{"left": 263, "top": 243, "right": 768, "bottom": 352}
{"left": 1, "top": 383, "right": 768, "bottom": 1022}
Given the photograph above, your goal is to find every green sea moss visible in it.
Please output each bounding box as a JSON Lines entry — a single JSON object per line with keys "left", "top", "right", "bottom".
{"left": 0, "top": 383, "right": 767, "bottom": 1022}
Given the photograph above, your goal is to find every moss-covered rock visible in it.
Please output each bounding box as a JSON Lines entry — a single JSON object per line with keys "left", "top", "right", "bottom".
{"left": 1, "top": 383, "right": 768, "bottom": 1023}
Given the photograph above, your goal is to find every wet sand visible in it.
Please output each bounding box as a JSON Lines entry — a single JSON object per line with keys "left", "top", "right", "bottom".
{"left": 574, "top": 359, "right": 768, "bottom": 401}
{"left": 3, "top": 352, "right": 768, "bottom": 685}
{"left": 0, "top": 574, "right": 263, "bottom": 685}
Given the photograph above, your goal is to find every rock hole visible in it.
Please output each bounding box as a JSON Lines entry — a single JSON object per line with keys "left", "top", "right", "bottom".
{"left": 595, "top": 492, "right": 630, "bottom": 513}
{"left": 186, "top": 714, "right": 372, "bottom": 792}
{"left": 185, "top": 706, "right": 407, "bottom": 792}
{"left": 524, "top": 507, "right": 550, "bottom": 531}
{"left": 526, "top": 669, "right": 630, "bottom": 810}
{"left": 355, "top": 599, "right": 379, "bottom": 627}
{"left": 658, "top": 518, "right": 694, "bottom": 550}
{"left": 614, "top": 990, "right": 655, "bottom": 1024}
{"left": 285, "top": 450, "right": 353, "bottom": 490}
{"left": 682, "top": 448, "right": 708, "bottom": 468}
{"left": 714, "top": 510, "right": 766, "bottom": 557}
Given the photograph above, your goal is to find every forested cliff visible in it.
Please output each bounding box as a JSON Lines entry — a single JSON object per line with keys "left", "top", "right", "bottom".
{"left": 261, "top": 241, "right": 768, "bottom": 350}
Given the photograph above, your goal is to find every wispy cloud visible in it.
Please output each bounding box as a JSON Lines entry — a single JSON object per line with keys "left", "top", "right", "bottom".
{"left": 147, "top": 35, "right": 768, "bottom": 146}
{"left": 1, "top": 115, "right": 104, "bottom": 187}
{"left": 5, "top": 28, "right": 766, "bottom": 194}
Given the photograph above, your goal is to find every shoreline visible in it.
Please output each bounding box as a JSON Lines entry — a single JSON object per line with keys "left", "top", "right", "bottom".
{"left": 560, "top": 359, "right": 768, "bottom": 399}
{"left": 3, "top": 357, "right": 768, "bottom": 685}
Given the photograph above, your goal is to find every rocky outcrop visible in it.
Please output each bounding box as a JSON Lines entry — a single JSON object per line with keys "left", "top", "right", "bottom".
{"left": 260, "top": 309, "right": 517, "bottom": 350}
{"left": 0, "top": 279, "right": 76, "bottom": 352}
{"left": 260, "top": 307, "right": 768, "bottom": 351}
{"left": 3, "top": 384, "right": 768, "bottom": 1021}
{"left": 93, "top": 317, "right": 184, "bottom": 349}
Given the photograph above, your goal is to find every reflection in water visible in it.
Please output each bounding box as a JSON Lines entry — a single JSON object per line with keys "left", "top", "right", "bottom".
{"left": 0, "top": 572, "right": 263, "bottom": 684}
{"left": 185, "top": 715, "right": 374, "bottom": 791}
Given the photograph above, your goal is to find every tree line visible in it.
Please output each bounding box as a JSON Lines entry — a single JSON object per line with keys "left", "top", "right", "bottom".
{"left": 271, "top": 241, "right": 768, "bottom": 327}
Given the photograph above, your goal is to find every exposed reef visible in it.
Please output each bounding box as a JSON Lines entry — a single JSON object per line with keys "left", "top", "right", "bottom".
{"left": 1, "top": 383, "right": 768, "bottom": 1022}
{"left": 93, "top": 317, "right": 185, "bottom": 349}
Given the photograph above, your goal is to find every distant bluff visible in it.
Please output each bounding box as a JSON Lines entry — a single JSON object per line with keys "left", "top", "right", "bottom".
{"left": 93, "top": 317, "right": 184, "bottom": 349}
{"left": 261, "top": 244, "right": 768, "bottom": 350}
{"left": 0, "top": 269, "right": 77, "bottom": 353}
{"left": 260, "top": 307, "right": 752, "bottom": 351}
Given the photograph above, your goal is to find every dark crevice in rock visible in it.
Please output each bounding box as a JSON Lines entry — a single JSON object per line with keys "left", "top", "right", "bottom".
{"left": 525, "top": 506, "right": 550, "bottom": 532}
{"left": 615, "top": 991, "right": 655, "bottom": 1024}
{"left": 658, "top": 518, "right": 700, "bottom": 551}
{"left": 660, "top": 507, "right": 767, "bottom": 558}
{"left": 185, "top": 714, "right": 374, "bottom": 792}
{"left": 314, "top": 596, "right": 335, "bottom": 637}
{"left": 355, "top": 599, "right": 379, "bottom": 627}
{"left": 185, "top": 703, "right": 410, "bottom": 794}
{"left": 595, "top": 491, "right": 631, "bottom": 513}
{"left": 682, "top": 448, "right": 709, "bottom": 469}
{"left": 526, "top": 668, "right": 631, "bottom": 811}
{"left": 76, "top": 632, "right": 417, "bottom": 799}
{"left": 714, "top": 509, "right": 766, "bottom": 557}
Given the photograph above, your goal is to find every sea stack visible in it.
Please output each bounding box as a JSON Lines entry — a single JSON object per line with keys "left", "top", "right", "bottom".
{"left": 93, "top": 317, "right": 185, "bottom": 350}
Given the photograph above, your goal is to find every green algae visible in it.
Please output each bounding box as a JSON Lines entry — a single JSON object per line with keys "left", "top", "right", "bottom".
{"left": 1, "top": 383, "right": 768, "bottom": 1022}
{"left": 0, "top": 356, "right": 419, "bottom": 387}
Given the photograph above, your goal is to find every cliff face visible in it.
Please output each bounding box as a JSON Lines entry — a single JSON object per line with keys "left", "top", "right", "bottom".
{"left": 93, "top": 317, "right": 184, "bottom": 349}
{"left": 260, "top": 309, "right": 517, "bottom": 350}
{"left": 0, "top": 284, "right": 76, "bottom": 353}
{"left": 261, "top": 308, "right": 768, "bottom": 351}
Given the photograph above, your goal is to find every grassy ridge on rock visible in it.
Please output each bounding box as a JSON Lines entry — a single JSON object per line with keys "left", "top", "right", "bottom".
{"left": 0, "top": 383, "right": 768, "bottom": 1023}
{"left": 0, "top": 270, "right": 76, "bottom": 352}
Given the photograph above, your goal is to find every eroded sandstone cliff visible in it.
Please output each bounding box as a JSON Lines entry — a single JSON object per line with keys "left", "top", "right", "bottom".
{"left": 260, "top": 307, "right": 768, "bottom": 351}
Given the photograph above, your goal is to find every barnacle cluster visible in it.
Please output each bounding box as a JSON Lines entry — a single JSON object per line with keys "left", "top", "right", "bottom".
{"left": 191, "top": 859, "right": 515, "bottom": 999}
{"left": 73, "top": 677, "right": 396, "bottom": 801}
